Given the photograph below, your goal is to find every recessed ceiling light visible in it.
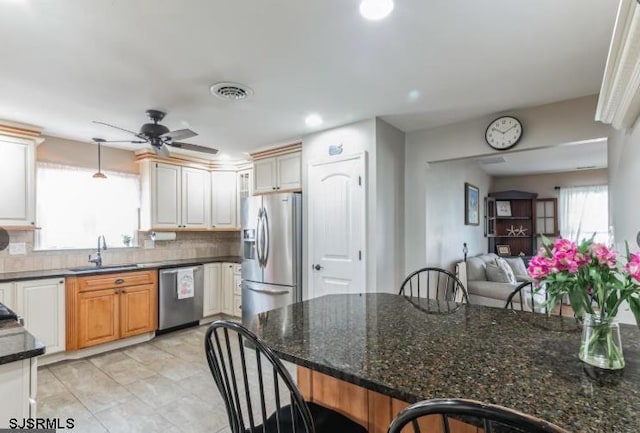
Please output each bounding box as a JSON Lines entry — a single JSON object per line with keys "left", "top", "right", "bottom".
{"left": 305, "top": 114, "right": 323, "bottom": 127}
{"left": 360, "top": 0, "right": 394, "bottom": 20}
{"left": 407, "top": 89, "right": 421, "bottom": 101}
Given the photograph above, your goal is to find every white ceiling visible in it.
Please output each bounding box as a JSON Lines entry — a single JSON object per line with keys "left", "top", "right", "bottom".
{"left": 475, "top": 139, "right": 608, "bottom": 176}
{"left": 0, "top": 0, "right": 618, "bottom": 158}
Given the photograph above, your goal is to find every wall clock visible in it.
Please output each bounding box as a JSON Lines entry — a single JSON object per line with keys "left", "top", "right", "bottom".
{"left": 485, "top": 116, "right": 523, "bottom": 150}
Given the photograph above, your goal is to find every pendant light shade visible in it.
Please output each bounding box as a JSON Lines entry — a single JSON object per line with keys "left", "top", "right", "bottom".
{"left": 92, "top": 139, "right": 107, "bottom": 179}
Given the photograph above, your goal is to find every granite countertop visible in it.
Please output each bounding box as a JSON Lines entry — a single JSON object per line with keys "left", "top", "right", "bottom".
{"left": 251, "top": 293, "right": 640, "bottom": 433}
{"left": 0, "top": 256, "right": 242, "bottom": 282}
{"left": 0, "top": 316, "right": 45, "bottom": 365}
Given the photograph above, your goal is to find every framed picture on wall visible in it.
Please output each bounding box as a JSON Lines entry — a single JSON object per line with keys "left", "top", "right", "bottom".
{"left": 464, "top": 182, "right": 480, "bottom": 226}
{"left": 496, "top": 200, "right": 512, "bottom": 217}
{"left": 496, "top": 245, "right": 512, "bottom": 256}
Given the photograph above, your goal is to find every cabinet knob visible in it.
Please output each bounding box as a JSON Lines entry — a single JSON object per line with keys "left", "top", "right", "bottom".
{"left": 114, "top": 278, "right": 125, "bottom": 284}
{"left": 272, "top": 187, "right": 276, "bottom": 190}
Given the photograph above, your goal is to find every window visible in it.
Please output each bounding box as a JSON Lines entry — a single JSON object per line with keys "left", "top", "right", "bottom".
{"left": 558, "top": 185, "right": 609, "bottom": 244}
{"left": 36, "top": 162, "right": 140, "bottom": 250}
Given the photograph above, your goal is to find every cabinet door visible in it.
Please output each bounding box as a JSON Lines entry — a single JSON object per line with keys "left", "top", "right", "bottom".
{"left": 232, "top": 295, "right": 242, "bottom": 318}
{"left": 77, "top": 289, "right": 119, "bottom": 349}
{"left": 120, "top": 284, "right": 157, "bottom": 338}
{"left": 222, "top": 263, "right": 235, "bottom": 315}
{"left": 181, "top": 167, "right": 210, "bottom": 228}
{"left": 0, "top": 359, "right": 31, "bottom": 427}
{"left": 253, "top": 158, "right": 277, "bottom": 194}
{"left": 153, "top": 163, "right": 182, "bottom": 228}
{"left": 0, "top": 138, "right": 35, "bottom": 226}
{"left": 15, "top": 279, "right": 65, "bottom": 354}
{"left": 276, "top": 152, "right": 301, "bottom": 191}
{"left": 211, "top": 171, "right": 237, "bottom": 228}
{"left": 0, "top": 283, "right": 15, "bottom": 311}
{"left": 203, "top": 263, "right": 222, "bottom": 317}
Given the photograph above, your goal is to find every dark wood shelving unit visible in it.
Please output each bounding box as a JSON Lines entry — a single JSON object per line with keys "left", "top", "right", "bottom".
{"left": 485, "top": 190, "right": 538, "bottom": 256}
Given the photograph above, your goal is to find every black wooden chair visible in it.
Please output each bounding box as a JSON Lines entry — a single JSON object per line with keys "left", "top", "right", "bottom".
{"left": 387, "top": 399, "right": 569, "bottom": 433}
{"left": 398, "top": 267, "right": 469, "bottom": 303}
{"left": 504, "top": 281, "right": 569, "bottom": 316}
{"left": 205, "top": 320, "right": 368, "bottom": 433}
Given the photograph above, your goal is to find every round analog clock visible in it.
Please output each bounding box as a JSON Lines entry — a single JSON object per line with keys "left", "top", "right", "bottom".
{"left": 485, "top": 116, "right": 523, "bottom": 150}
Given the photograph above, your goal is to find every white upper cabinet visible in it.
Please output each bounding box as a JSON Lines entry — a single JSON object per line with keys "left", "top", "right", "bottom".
{"left": 253, "top": 158, "right": 278, "bottom": 194}
{"left": 0, "top": 137, "right": 35, "bottom": 227}
{"left": 181, "top": 167, "right": 210, "bottom": 228}
{"left": 14, "top": 278, "right": 66, "bottom": 355}
{"left": 142, "top": 161, "right": 210, "bottom": 229}
{"left": 153, "top": 163, "right": 181, "bottom": 228}
{"left": 253, "top": 151, "right": 301, "bottom": 194}
{"left": 211, "top": 171, "right": 237, "bottom": 228}
{"left": 277, "top": 152, "right": 302, "bottom": 191}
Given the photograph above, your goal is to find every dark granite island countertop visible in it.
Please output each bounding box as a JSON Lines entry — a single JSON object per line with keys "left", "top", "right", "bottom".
{"left": 0, "top": 318, "right": 45, "bottom": 365}
{"left": 250, "top": 293, "right": 640, "bottom": 433}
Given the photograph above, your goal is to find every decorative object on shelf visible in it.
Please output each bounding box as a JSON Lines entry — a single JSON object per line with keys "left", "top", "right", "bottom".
{"left": 506, "top": 225, "right": 517, "bottom": 236}
{"left": 515, "top": 225, "right": 528, "bottom": 236}
{"left": 496, "top": 244, "right": 511, "bottom": 257}
{"left": 484, "top": 116, "right": 523, "bottom": 150}
{"left": 527, "top": 236, "right": 640, "bottom": 370}
{"left": 464, "top": 183, "right": 479, "bottom": 226}
{"left": 495, "top": 200, "right": 512, "bottom": 217}
{"left": 463, "top": 243, "right": 468, "bottom": 261}
{"left": 121, "top": 234, "right": 132, "bottom": 247}
{"left": 329, "top": 144, "right": 343, "bottom": 156}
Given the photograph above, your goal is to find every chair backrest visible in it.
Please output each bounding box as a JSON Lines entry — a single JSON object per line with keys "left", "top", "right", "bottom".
{"left": 205, "top": 320, "right": 314, "bottom": 433}
{"left": 505, "top": 281, "right": 569, "bottom": 316}
{"left": 388, "top": 399, "right": 570, "bottom": 433}
{"left": 399, "top": 267, "right": 469, "bottom": 303}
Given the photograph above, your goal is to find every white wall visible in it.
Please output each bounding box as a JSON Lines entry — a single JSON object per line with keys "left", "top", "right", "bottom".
{"left": 492, "top": 169, "right": 608, "bottom": 198}
{"left": 301, "top": 119, "right": 376, "bottom": 298}
{"left": 375, "top": 119, "right": 405, "bottom": 292}
{"left": 424, "top": 159, "right": 492, "bottom": 270}
{"left": 405, "top": 95, "right": 609, "bottom": 273}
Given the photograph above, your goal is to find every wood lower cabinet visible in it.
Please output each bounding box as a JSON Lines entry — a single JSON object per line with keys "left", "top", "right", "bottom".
{"left": 298, "top": 367, "right": 481, "bottom": 433}
{"left": 67, "top": 270, "right": 157, "bottom": 350}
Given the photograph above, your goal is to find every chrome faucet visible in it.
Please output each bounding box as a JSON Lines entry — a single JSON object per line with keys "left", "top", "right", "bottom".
{"left": 88, "top": 235, "right": 107, "bottom": 267}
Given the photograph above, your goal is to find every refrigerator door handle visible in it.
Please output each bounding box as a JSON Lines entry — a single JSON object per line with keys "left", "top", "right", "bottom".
{"left": 263, "top": 208, "right": 270, "bottom": 268}
{"left": 255, "top": 210, "right": 264, "bottom": 267}
{"left": 246, "top": 285, "right": 290, "bottom": 295}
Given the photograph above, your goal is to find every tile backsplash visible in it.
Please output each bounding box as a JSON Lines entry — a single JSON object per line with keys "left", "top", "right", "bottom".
{"left": 0, "top": 230, "right": 241, "bottom": 273}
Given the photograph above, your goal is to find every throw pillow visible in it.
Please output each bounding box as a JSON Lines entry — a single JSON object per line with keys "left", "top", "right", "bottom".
{"left": 504, "top": 257, "right": 529, "bottom": 281}
{"left": 485, "top": 262, "right": 512, "bottom": 283}
{"left": 495, "top": 258, "right": 518, "bottom": 284}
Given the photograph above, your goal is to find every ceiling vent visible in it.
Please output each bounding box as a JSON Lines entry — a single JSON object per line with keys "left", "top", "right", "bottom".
{"left": 477, "top": 156, "right": 506, "bottom": 165}
{"left": 210, "top": 82, "right": 254, "bottom": 101}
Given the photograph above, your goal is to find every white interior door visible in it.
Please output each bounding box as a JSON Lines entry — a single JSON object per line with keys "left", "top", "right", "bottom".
{"left": 308, "top": 153, "right": 365, "bottom": 298}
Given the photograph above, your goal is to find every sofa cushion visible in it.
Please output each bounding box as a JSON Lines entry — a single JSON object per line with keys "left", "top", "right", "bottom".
{"left": 486, "top": 258, "right": 517, "bottom": 284}
{"left": 466, "top": 253, "right": 501, "bottom": 282}
{"left": 504, "top": 257, "right": 529, "bottom": 282}
{"left": 467, "top": 280, "right": 518, "bottom": 301}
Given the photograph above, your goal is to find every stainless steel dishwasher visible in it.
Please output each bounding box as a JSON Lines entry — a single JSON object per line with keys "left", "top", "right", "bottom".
{"left": 158, "top": 265, "right": 204, "bottom": 331}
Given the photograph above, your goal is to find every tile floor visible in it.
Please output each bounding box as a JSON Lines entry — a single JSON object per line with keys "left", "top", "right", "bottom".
{"left": 38, "top": 324, "right": 291, "bottom": 433}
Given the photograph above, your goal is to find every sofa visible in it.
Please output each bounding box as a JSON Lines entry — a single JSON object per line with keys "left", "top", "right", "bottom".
{"left": 457, "top": 253, "right": 531, "bottom": 308}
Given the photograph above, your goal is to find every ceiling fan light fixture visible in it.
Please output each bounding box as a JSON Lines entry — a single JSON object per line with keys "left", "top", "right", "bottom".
{"left": 360, "top": 0, "right": 394, "bottom": 20}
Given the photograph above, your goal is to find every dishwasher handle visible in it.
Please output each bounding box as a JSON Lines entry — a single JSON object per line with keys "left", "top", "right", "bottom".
{"left": 160, "top": 267, "right": 201, "bottom": 275}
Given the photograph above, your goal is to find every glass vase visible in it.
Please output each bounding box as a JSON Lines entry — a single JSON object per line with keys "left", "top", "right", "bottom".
{"left": 579, "top": 313, "right": 625, "bottom": 370}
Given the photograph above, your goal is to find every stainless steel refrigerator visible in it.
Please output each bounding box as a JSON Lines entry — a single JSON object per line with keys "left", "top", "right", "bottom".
{"left": 241, "top": 193, "right": 302, "bottom": 327}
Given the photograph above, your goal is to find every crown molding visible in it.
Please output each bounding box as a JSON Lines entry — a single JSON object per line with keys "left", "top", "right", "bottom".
{"left": 0, "top": 121, "right": 43, "bottom": 141}
{"left": 134, "top": 150, "right": 251, "bottom": 171}
{"left": 249, "top": 142, "right": 302, "bottom": 160}
{"left": 596, "top": 0, "right": 640, "bottom": 129}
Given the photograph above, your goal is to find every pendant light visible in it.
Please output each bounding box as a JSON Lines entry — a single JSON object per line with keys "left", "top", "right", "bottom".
{"left": 92, "top": 138, "right": 107, "bottom": 179}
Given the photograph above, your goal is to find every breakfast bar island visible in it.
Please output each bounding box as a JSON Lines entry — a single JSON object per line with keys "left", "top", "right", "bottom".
{"left": 249, "top": 293, "right": 640, "bottom": 433}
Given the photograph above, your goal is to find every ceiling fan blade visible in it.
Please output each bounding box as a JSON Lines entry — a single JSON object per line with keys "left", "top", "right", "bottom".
{"left": 93, "top": 121, "right": 144, "bottom": 139}
{"left": 162, "top": 129, "right": 198, "bottom": 141}
{"left": 168, "top": 141, "right": 218, "bottom": 155}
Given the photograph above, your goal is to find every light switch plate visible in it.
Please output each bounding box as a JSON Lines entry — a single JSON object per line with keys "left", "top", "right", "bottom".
{"left": 144, "top": 239, "right": 155, "bottom": 249}
{"left": 9, "top": 242, "right": 26, "bottom": 255}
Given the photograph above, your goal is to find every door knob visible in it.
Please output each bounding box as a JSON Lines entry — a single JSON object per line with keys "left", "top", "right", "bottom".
{"left": 313, "top": 264, "right": 323, "bottom": 271}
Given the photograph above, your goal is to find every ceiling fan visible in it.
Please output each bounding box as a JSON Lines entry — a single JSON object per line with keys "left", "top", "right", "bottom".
{"left": 92, "top": 109, "right": 218, "bottom": 156}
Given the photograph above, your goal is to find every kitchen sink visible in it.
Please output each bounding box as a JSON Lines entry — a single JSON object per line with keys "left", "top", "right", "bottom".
{"left": 67, "top": 264, "right": 140, "bottom": 273}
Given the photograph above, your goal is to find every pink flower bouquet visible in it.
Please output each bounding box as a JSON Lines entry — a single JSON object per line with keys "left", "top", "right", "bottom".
{"left": 527, "top": 236, "right": 640, "bottom": 323}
